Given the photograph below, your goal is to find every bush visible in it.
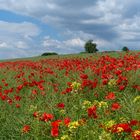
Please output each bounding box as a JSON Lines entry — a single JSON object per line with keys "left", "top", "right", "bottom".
{"left": 122, "top": 46, "right": 129, "bottom": 52}
{"left": 41, "top": 52, "right": 58, "bottom": 56}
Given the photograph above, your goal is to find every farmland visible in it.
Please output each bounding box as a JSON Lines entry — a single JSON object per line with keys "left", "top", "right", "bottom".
{"left": 0, "top": 52, "right": 140, "bottom": 140}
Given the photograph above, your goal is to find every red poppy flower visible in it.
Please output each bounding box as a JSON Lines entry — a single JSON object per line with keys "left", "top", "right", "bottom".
{"left": 7, "top": 99, "right": 12, "bottom": 105}
{"left": 57, "top": 103, "right": 65, "bottom": 109}
{"left": 119, "top": 85, "right": 126, "bottom": 91}
{"left": 87, "top": 105, "right": 98, "bottom": 119}
{"left": 131, "top": 129, "right": 140, "bottom": 140}
{"left": 40, "top": 113, "right": 54, "bottom": 122}
{"left": 32, "top": 90, "right": 37, "bottom": 95}
{"left": 105, "top": 92, "right": 116, "bottom": 100}
{"left": 1, "top": 95, "right": 7, "bottom": 100}
{"left": 17, "top": 85, "right": 23, "bottom": 91}
{"left": 51, "top": 127, "right": 58, "bottom": 137}
{"left": 102, "top": 79, "right": 108, "bottom": 85}
{"left": 111, "top": 102, "right": 121, "bottom": 111}
{"left": 115, "top": 70, "right": 122, "bottom": 76}
{"left": 51, "top": 120, "right": 62, "bottom": 127}
{"left": 133, "top": 85, "right": 140, "bottom": 91}
{"left": 112, "top": 123, "right": 132, "bottom": 133}
{"left": 16, "top": 104, "right": 20, "bottom": 108}
{"left": 14, "top": 95, "right": 21, "bottom": 101}
{"left": 33, "top": 112, "right": 39, "bottom": 118}
{"left": 129, "top": 120, "right": 139, "bottom": 126}
{"left": 4, "top": 83, "right": 8, "bottom": 87}
{"left": 22, "top": 125, "right": 30, "bottom": 133}
{"left": 51, "top": 120, "right": 62, "bottom": 137}
{"left": 92, "top": 80, "right": 98, "bottom": 88}
{"left": 64, "top": 117, "right": 71, "bottom": 126}
{"left": 80, "top": 74, "right": 88, "bottom": 79}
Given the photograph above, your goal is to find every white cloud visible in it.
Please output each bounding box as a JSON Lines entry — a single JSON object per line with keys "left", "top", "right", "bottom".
{"left": 0, "top": 21, "right": 40, "bottom": 38}
{"left": 42, "top": 36, "right": 85, "bottom": 53}
{"left": 0, "top": 42, "right": 8, "bottom": 48}
{"left": 64, "top": 38, "right": 84, "bottom": 47}
{"left": 15, "top": 41, "right": 29, "bottom": 49}
{"left": 113, "top": 15, "right": 140, "bottom": 46}
{"left": 0, "top": 20, "right": 41, "bottom": 59}
{"left": 0, "top": 0, "right": 140, "bottom": 59}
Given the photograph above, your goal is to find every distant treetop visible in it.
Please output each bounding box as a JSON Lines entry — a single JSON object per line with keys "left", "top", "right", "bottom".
{"left": 84, "top": 40, "right": 98, "bottom": 53}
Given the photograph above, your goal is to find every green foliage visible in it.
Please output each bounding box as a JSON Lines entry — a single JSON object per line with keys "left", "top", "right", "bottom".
{"left": 122, "top": 46, "right": 129, "bottom": 52}
{"left": 41, "top": 52, "right": 58, "bottom": 56}
{"left": 84, "top": 40, "right": 98, "bottom": 53}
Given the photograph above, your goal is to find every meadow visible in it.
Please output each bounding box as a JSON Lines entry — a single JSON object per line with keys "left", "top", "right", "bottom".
{"left": 0, "top": 52, "right": 140, "bottom": 140}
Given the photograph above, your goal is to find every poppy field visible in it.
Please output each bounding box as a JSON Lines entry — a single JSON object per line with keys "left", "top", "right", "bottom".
{"left": 0, "top": 52, "right": 140, "bottom": 140}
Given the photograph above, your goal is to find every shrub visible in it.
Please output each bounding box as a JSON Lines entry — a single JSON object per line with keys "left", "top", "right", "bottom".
{"left": 41, "top": 52, "right": 58, "bottom": 56}
{"left": 122, "top": 46, "right": 129, "bottom": 52}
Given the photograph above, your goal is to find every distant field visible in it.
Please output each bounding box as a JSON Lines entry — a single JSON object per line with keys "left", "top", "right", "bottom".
{"left": 0, "top": 51, "right": 140, "bottom": 139}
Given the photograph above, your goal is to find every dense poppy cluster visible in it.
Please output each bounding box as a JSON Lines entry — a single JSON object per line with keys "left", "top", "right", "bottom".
{"left": 0, "top": 52, "right": 140, "bottom": 139}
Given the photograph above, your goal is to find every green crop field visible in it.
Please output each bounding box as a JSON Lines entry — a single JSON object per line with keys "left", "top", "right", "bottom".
{"left": 0, "top": 51, "right": 140, "bottom": 140}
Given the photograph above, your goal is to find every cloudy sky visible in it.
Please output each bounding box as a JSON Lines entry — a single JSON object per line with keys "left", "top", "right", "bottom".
{"left": 0, "top": 0, "right": 140, "bottom": 59}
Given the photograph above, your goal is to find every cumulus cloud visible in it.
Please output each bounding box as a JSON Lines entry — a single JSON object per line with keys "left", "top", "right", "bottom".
{"left": 0, "top": 0, "right": 140, "bottom": 59}
{"left": 0, "top": 21, "right": 40, "bottom": 39}
{"left": 42, "top": 36, "right": 85, "bottom": 54}
{"left": 0, "top": 42, "right": 8, "bottom": 48}
{"left": 0, "top": 20, "right": 41, "bottom": 59}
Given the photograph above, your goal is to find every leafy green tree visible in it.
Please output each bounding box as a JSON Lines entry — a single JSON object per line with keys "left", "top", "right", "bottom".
{"left": 84, "top": 40, "right": 98, "bottom": 53}
{"left": 122, "top": 46, "right": 129, "bottom": 52}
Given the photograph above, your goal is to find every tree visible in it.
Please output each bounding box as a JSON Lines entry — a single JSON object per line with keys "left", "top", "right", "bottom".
{"left": 84, "top": 40, "right": 98, "bottom": 53}
{"left": 122, "top": 46, "right": 129, "bottom": 52}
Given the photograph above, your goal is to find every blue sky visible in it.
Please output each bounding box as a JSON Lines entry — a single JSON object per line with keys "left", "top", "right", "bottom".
{"left": 0, "top": 0, "right": 140, "bottom": 59}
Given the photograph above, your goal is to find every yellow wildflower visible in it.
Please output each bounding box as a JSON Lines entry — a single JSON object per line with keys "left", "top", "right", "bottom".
{"left": 116, "top": 127, "right": 124, "bottom": 133}
{"left": 82, "top": 100, "right": 92, "bottom": 109}
{"left": 60, "top": 135, "right": 71, "bottom": 140}
{"left": 68, "top": 121, "right": 80, "bottom": 132}
{"left": 108, "top": 79, "right": 117, "bottom": 87}
{"left": 59, "top": 109, "right": 65, "bottom": 114}
{"left": 133, "top": 130, "right": 140, "bottom": 137}
{"left": 104, "top": 120, "right": 116, "bottom": 130}
{"left": 98, "top": 101, "right": 108, "bottom": 108}
{"left": 99, "top": 130, "right": 112, "bottom": 140}
{"left": 28, "top": 105, "right": 37, "bottom": 112}
{"left": 83, "top": 100, "right": 91, "bottom": 106}
{"left": 133, "top": 96, "right": 140, "bottom": 103}
{"left": 68, "top": 121, "right": 80, "bottom": 129}
{"left": 92, "top": 100, "right": 99, "bottom": 105}
{"left": 71, "top": 81, "right": 81, "bottom": 93}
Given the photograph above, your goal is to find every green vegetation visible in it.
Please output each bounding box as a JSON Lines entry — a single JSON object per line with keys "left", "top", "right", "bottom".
{"left": 84, "top": 40, "right": 98, "bottom": 53}
{"left": 0, "top": 51, "right": 140, "bottom": 139}
{"left": 122, "top": 46, "right": 129, "bottom": 52}
{"left": 41, "top": 52, "right": 58, "bottom": 56}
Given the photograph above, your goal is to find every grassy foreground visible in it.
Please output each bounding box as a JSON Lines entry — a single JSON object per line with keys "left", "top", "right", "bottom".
{"left": 0, "top": 52, "right": 140, "bottom": 140}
